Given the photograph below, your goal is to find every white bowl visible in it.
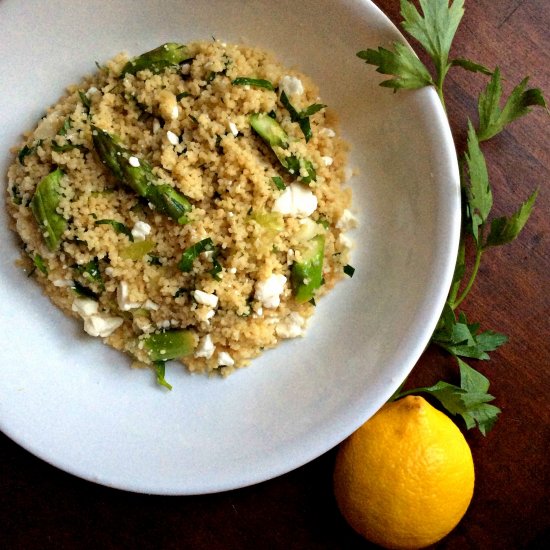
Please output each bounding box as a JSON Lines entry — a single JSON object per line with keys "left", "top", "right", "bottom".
{"left": 0, "top": 0, "right": 460, "bottom": 494}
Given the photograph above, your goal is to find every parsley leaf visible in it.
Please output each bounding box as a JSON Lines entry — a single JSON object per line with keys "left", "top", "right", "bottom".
{"left": 477, "top": 68, "right": 548, "bottom": 141}
{"left": 432, "top": 306, "right": 508, "bottom": 360}
{"left": 396, "top": 359, "right": 500, "bottom": 435}
{"left": 400, "top": 0, "right": 465, "bottom": 83}
{"left": 357, "top": 44, "right": 433, "bottom": 90}
{"left": 484, "top": 189, "right": 538, "bottom": 248}
{"left": 280, "top": 91, "right": 326, "bottom": 142}
{"left": 451, "top": 58, "right": 493, "bottom": 75}
{"left": 464, "top": 120, "right": 492, "bottom": 243}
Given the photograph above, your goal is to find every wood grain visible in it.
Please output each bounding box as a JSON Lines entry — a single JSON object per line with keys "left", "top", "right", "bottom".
{"left": 1, "top": 1, "right": 548, "bottom": 548}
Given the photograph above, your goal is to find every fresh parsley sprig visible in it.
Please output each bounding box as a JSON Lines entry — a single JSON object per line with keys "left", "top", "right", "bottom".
{"left": 358, "top": 0, "right": 547, "bottom": 434}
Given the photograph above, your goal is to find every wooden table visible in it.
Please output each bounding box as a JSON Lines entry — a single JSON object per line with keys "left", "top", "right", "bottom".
{"left": 2, "top": 1, "right": 548, "bottom": 548}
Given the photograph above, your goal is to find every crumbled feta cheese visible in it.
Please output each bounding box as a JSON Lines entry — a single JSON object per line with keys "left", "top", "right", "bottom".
{"left": 128, "top": 156, "right": 140, "bottom": 167}
{"left": 86, "top": 87, "right": 98, "bottom": 97}
{"left": 280, "top": 75, "right": 304, "bottom": 96}
{"left": 228, "top": 267, "right": 237, "bottom": 274}
{"left": 336, "top": 209, "right": 359, "bottom": 231}
{"left": 228, "top": 121, "right": 239, "bottom": 137}
{"left": 181, "top": 63, "right": 191, "bottom": 75}
{"left": 205, "top": 309, "right": 216, "bottom": 320}
{"left": 321, "top": 156, "right": 333, "bottom": 166}
{"left": 276, "top": 312, "right": 308, "bottom": 339}
{"left": 166, "top": 130, "right": 179, "bottom": 145}
{"left": 192, "top": 289, "right": 219, "bottom": 308}
{"left": 339, "top": 233, "right": 354, "bottom": 250}
{"left": 83, "top": 315, "right": 124, "bottom": 338}
{"left": 144, "top": 299, "right": 159, "bottom": 311}
{"left": 195, "top": 334, "right": 215, "bottom": 359}
{"left": 218, "top": 351, "right": 235, "bottom": 367}
{"left": 72, "top": 297, "right": 99, "bottom": 317}
{"left": 171, "top": 105, "right": 179, "bottom": 120}
{"left": 152, "top": 119, "right": 161, "bottom": 133}
{"left": 117, "top": 281, "right": 141, "bottom": 311}
{"left": 53, "top": 279, "right": 73, "bottom": 287}
{"left": 131, "top": 220, "right": 151, "bottom": 242}
{"left": 158, "top": 320, "right": 171, "bottom": 329}
{"left": 286, "top": 248, "right": 295, "bottom": 265}
{"left": 105, "top": 267, "right": 115, "bottom": 276}
{"left": 272, "top": 183, "right": 318, "bottom": 218}
{"left": 72, "top": 297, "right": 123, "bottom": 338}
{"left": 255, "top": 274, "right": 287, "bottom": 309}
{"left": 319, "top": 128, "right": 336, "bottom": 138}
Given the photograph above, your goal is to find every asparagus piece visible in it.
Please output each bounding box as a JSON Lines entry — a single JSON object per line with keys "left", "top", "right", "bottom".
{"left": 30, "top": 167, "right": 67, "bottom": 251}
{"left": 291, "top": 234, "right": 325, "bottom": 303}
{"left": 144, "top": 330, "right": 196, "bottom": 361}
{"left": 249, "top": 113, "right": 316, "bottom": 183}
{"left": 92, "top": 126, "right": 192, "bottom": 223}
{"left": 120, "top": 43, "right": 192, "bottom": 77}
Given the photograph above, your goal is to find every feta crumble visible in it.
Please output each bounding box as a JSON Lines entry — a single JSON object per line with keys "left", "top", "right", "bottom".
{"left": 192, "top": 289, "right": 219, "bottom": 308}
{"left": 280, "top": 75, "right": 304, "bottom": 96}
{"left": 255, "top": 274, "right": 287, "bottom": 309}
{"left": 272, "top": 183, "right": 318, "bottom": 218}
{"left": 275, "top": 312, "right": 308, "bottom": 339}
{"left": 321, "top": 156, "right": 333, "bottom": 166}
{"left": 319, "top": 128, "right": 336, "bottom": 138}
{"left": 218, "top": 351, "right": 235, "bottom": 367}
{"left": 194, "top": 334, "right": 215, "bottom": 359}
{"left": 228, "top": 121, "right": 239, "bottom": 137}
{"left": 166, "top": 130, "right": 179, "bottom": 145}
{"left": 336, "top": 209, "right": 359, "bottom": 231}
{"left": 117, "top": 281, "right": 141, "bottom": 311}
{"left": 128, "top": 156, "right": 140, "bottom": 167}
{"left": 131, "top": 220, "right": 152, "bottom": 241}
{"left": 71, "top": 297, "right": 123, "bottom": 338}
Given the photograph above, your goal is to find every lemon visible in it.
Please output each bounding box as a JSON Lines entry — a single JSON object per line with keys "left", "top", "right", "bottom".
{"left": 333, "top": 395, "right": 474, "bottom": 549}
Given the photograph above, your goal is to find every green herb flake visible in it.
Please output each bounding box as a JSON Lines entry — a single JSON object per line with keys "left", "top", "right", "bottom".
{"left": 280, "top": 91, "right": 326, "bottom": 143}
{"left": 73, "top": 257, "right": 104, "bottom": 291}
{"left": 178, "top": 237, "right": 222, "bottom": 279}
{"left": 71, "top": 280, "right": 99, "bottom": 300}
{"left": 78, "top": 90, "right": 92, "bottom": 117}
{"left": 271, "top": 176, "right": 286, "bottom": 190}
{"left": 232, "top": 77, "right": 275, "bottom": 90}
{"left": 176, "top": 91, "right": 190, "bottom": 100}
{"left": 343, "top": 264, "right": 355, "bottom": 277}
{"left": 33, "top": 254, "right": 48, "bottom": 275}
{"left": 95, "top": 219, "right": 134, "bottom": 241}
{"left": 153, "top": 361, "right": 173, "bottom": 390}
{"left": 18, "top": 140, "right": 43, "bottom": 165}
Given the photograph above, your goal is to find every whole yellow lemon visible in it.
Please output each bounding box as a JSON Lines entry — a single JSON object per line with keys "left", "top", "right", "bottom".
{"left": 333, "top": 395, "right": 474, "bottom": 549}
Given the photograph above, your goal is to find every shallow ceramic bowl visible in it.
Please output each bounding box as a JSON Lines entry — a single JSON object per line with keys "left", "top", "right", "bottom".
{"left": 0, "top": 0, "right": 460, "bottom": 494}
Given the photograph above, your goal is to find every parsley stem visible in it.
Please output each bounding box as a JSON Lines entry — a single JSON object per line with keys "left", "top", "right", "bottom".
{"left": 435, "top": 64, "right": 448, "bottom": 112}
{"left": 453, "top": 247, "right": 483, "bottom": 309}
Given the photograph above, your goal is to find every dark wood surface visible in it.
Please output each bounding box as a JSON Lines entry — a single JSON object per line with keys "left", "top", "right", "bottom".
{"left": 2, "top": 1, "right": 548, "bottom": 548}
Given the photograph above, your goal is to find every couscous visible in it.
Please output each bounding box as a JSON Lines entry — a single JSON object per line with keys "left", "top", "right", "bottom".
{"left": 6, "top": 40, "right": 356, "bottom": 384}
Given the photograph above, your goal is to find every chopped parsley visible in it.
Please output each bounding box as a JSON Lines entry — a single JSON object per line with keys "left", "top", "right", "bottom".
{"left": 232, "top": 77, "right": 275, "bottom": 90}
{"left": 343, "top": 264, "right": 355, "bottom": 277}
{"left": 95, "top": 219, "right": 134, "bottom": 241}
